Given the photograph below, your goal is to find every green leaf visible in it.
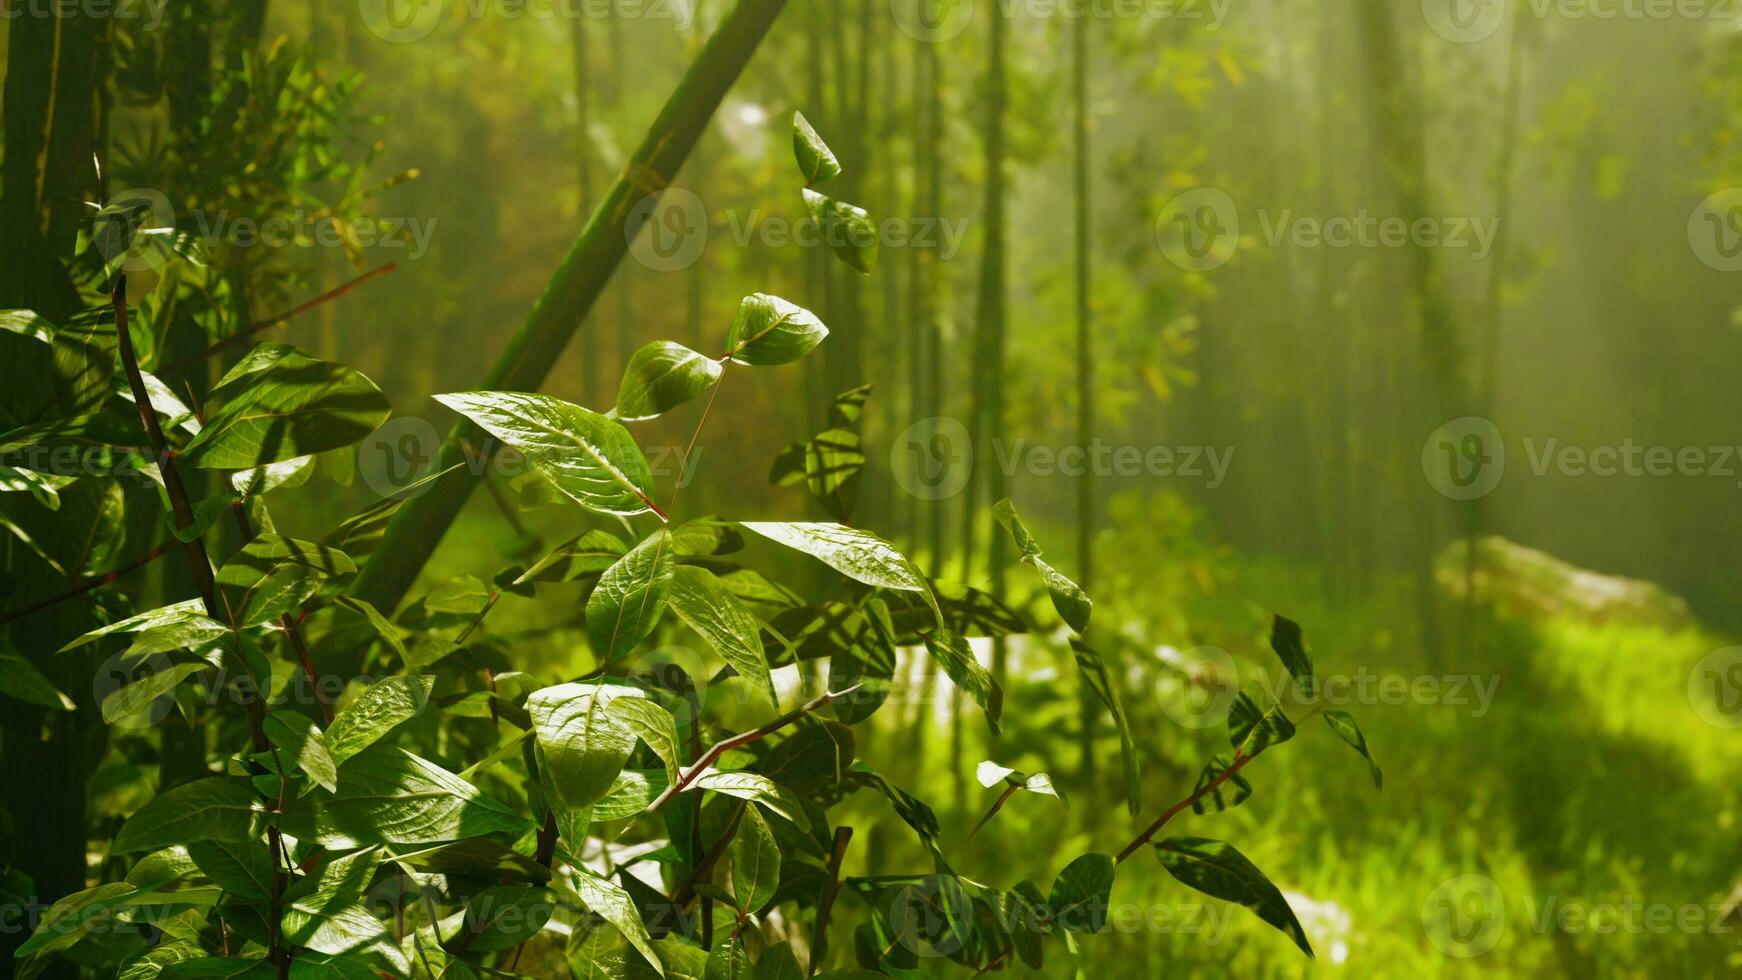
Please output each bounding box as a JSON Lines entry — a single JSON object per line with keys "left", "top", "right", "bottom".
{"left": 214, "top": 535, "right": 357, "bottom": 627}
{"left": 802, "top": 188, "right": 878, "bottom": 274}
{"left": 1154, "top": 837, "right": 1313, "bottom": 957}
{"left": 588, "top": 529, "right": 675, "bottom": 664}
{"left": 688, "top": 771, "right": 811, "bottom": 832}
{"left": 1228, "top": 682, "right": 1295, "bottom": 759}
{"left": 604, "top": 696, "right": 683, "bottom": 785}
{"left": 829, "top": 598, "right": 895, "bottom": 725}
{"left": 574, "top": 870, "right": 665, "bottom": 975}
{"left": 325, "top": 674, "right": 435, "bottom": 765}
{"left": 728, "top": 804, "right": 780, "bottom": 914}
{"left": 186, "top": 839, "right": 275, "bottom": 900}
{"left": 424, "top": 574, "right": 491, "bottom": 616}
{"left": 264, "top": 711, "right": 339, "bottom": 793}
{"left": 0, "top": 644, "right": 76, "bottom": 710}
{"left": 529, "top": 682, "right": 650, "bottom": 814}
{"left": 1270, "top": 615, "right": 1315, "bottom": 698}
{"left": 114, "top": 778, "right": 258, "bottom": 853}
{"left": 433, "top": 391, "right": 657, "bottom": 517}
{"left": 516, "top": 528, "right": 627, "bottom": 584}
{"left": 723, "top": 294, "right": 829, "bottom": 366}
{"left": 59, "top": 599, "right": 207, "bottom": 652}
{"left": 616, "top": 341, "right": 723, "bottom": 422}
{"left": 992, "top": 499, "right": 1091, "bottom": 634}
{"left": 667, "top": 564, "right": 775, "bottom": 708}
{"left": 923, "top": 629, "right": 1003, "bottom": 736}
{"left": 157, "top": 957, "right": 275, "bottom": 979}
{"left": 792, "top": 111, "right": 842, "bottom": 184}
{"left": 123, "top": 617, "right": 230, "bottom": 658}
{"left": 704, "top": 932, "right": 752, "bottom": 980}
{"left": 1191, "top": 755, "right": 1253, "bottom": 815}
{"left": 334, "top": 596, "right": 410, "bottom": 662}
{"left": 1048, "top": 853, "right": 1115, "bottom": 934}
{"left": 1324, "top": 710, "right": 1383, "bottom": 789}
{"left": 279, "top": 848, "right": 387, "bottom": 953}
{"left": 669, "top": 519, "right": 744, "bottom": 557}
{"left": 441, "top": 884, "right": 552, "bottom": 953}
{"left": 183, "top": 348, "right": 390, "bottom": 469}
{"left": 50, "top": 309, "right": 116, "bottom": 417}
{"left": 102, "top": 660, "right": 207, "bottom": 725}
{"left": 15, "top": 883, "right": 142, "bottom": 958}
{"left": 277, "top": 744, "right": 530, "bottom": 846}
{"left": 804, "top": 427, "right": 863, "bottom": 523}
{"left": 740, "top": 522, "right": 928, "bottom": 594}
{"left": 230, "top": 455, "right": 316, "bottom": 497}
{"left": 1068, "top": 638, "right": 1140, "bottom": 815}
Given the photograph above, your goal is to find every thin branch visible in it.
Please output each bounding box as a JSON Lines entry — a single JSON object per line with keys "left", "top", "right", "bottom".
{"left": 0, "top": 538, "right": 175, "bottom": 626}
{"left": 155, "top": 263, "right": 397, "bottom": 376}
{"left": 645, "top": 683, "right": 861, "bottom": 814}
{"left": 1114, "top": 750, "right": 1254, "bottom": 864}
{"left": 809, "top": 826, "right": 853, "bottom": 975}
{"left": 231, "top": 503, "right": 331, "bottom": 723}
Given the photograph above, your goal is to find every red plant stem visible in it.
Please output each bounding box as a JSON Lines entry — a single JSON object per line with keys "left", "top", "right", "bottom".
{"left": 155, "top": 264, "right": 397, "bottom": 376}
{"left": 1114, "top": 750, "right": 1255, "bottom": 864}
{"left": 645, "top": 684, "right": 857, "bottom": 814}
{"left": 0, "top": 538, "right": 175, "bottom": 626}
{"left": 114, "top": 278, "right": 268, "bottom": 753}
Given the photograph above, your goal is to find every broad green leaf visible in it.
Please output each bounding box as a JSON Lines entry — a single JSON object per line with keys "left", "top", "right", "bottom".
{"left": 1048, "top": 853, "right": 1115, "bottom": 935}
{"left": 0, "top": 645, "right": 76, "bottom": 710}
{"left": 280, "top": 848, "right": 395, "bottom": 962}
{"left": 50, "top": 309, "right": 115, "bottom": 417}
{"left": 439, "top": 884, "right": 552, "bottom": 953}
{"left": 723, "top": 294, "right": 829, "bottom": 366}
{"left": 215, "top": 535, "right": 356, "bottom": 627}
{"left": 829, "top": 599, "right": 895, "bottom": 725}
{"left": 804, "top": 427, "right": 863, "bottom": 522}
{"left": 688, "top": 771, "right": 811, "bottom": 832}
{"left": 277, "top": 744, "right": 530, "bottom": 846}
{"left": 992, "top": 499, "right": 1091, "bottom": 634}
{"left": 424, "top": 574, "right": 491, "bottom": 616}
{"left": 0, "top": 412, "right": 145, "bottom": 472}
{"left": 59, "top": 599, "right": 207, "bottom": 652}
{"left": 1228, "top": 682, "right": 1295, "bottom": 759}
{"left": 264, "top": 711, "right": 339, "bottom": 792}
{"left": 802, "top": 188, "right": 878, "bottom": 274}
{"left": 529, "top": 682, "right": 650, "bottom": 813}
{"left": 1154, "top": 837, "right": 1313, "bottom": 957}
{"left": 183, "top": 349, "right": 390, "bottom": 469}
{"left": 740, "top": 522, "right": 928, "bottom": 593}
{"left": 516, "top": 528, "right": 627, "bottom": 584}
{"left": 230, "top": 455, "right": 315, "bottom": 497}
{"left": 1270, "top": 615, "right": 1315, "bottom": 698}
{"left": 157, "top": 957, "right": 275, "bottom": 979}
{"left": 334, "top": 596, "right": 410, "bottom": 662}
{"left": 0, "top": 465, "right": 69, "bottom": 509}
{"left": 615, "top": 341, "right": 722, "bottom": 422}
{"left": 102, "top": 660, "right": 207, "bottom": 725}
{"left": 434, "top": 391, "right": 656, "bottom": 516}
{"left": 187, "top": 840, "right": 275, "bottom": 900}
{"left": 1324, "top": 710, "right": 1383, "bottom": 789}
{"left": 758, "top": 720, "right": 855, "bottom": 797}
{"left": 15, "top": 883, "right": 141, "bottom": 958}
{"left": 123, "top": 617, "right": 230, "bottom": 658}
{"left": 604, "top": 696, "right": 683, "bottom": 784}
{"left": 923, "top": 630, "right": 1003, "bottom": 736}
{"left": 1191, "top": 755, "right": 1254, "bottom": 815}
{"left": 574, "top": 871, "right": 664, "bottom": 974}
{"left": 792, "top": 111, "right": 842, "bottom": 184}
{"left": 668, "top": 519, "right": 744, "bottom": 557}
{"left": 115, "top": 778, "right": 258, "bottom": 853}
{"left": 588, "top": 529, "right": 675, "bottom": 664}
{"left": 728, "top": 805, "right": 780, "bottom": 914}
{"left": 667, "top": 564, "right": 775, "bottom": 708}
{"left": 325, "top": 675, "right": 435, "bottom": 765}
{"left": 705, "top": 933, "right": 751, "bottom": 980}
{"left": 1069, "top": 639, "right": 1140, "bottom": 815}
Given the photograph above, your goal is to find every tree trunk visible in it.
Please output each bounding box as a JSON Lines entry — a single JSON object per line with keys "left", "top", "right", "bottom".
{"left": 349, "top": 0, "right": 793, "bottom": 613}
